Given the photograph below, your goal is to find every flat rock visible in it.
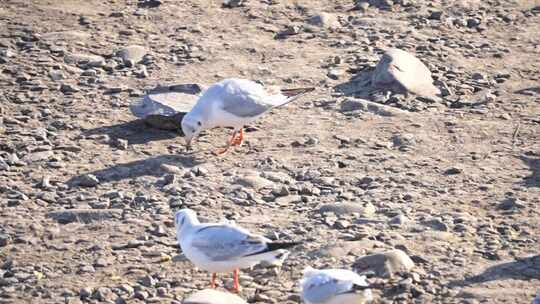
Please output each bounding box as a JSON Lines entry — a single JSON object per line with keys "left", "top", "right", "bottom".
{"left": 354, "top": 249, "right": 415, "bottom": 278}
{"left": 116, "top": 45, "right": 147, "bottom": 64}
{"left": 183, "top": 289, "right": 247, "bottom": 304}
{"left": 130, "top": 84, "right": 202, "bottom": 130}
{"left": 372, "top": 48, "right": 440, "bottom": 98}
{"left": 234, "top": 174, "right": 274, "bottom": 190}
{"left": 340, "top": 98, "right": 409, "bottom": 116}
{"left": 319, "top": 202, "right": 376, "bottom": 216}
{"left": 47, "top": 209, "right": 122, "bottom": 224}
{"left": 64, "top": 53, "right": 105, "bottom": 66}
{"left": 23, "top": 151, "right": 53, "bottom": 163}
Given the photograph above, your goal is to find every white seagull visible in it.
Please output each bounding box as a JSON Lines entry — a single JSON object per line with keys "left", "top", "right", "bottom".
{"left": 301, "top": 267, "right": 373, "bottom": 304}
{"left": 533, "top": 292, "right": 540, "bottom": 304}
{"left": 175, "top": 209, "right": 300, "bottom": 292}
{"left": 181, "top": 78, "right": 314, "bottom": 154}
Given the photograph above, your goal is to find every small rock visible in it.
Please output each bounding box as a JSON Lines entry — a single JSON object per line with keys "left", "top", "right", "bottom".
{"left": 222, "top": 0, "right": 246, "bottom": 8}
{"left": 0, "top": 234, "right": 11, "bottom": 247}
{"left": 307, "top": 13, "right": 340, "bottom": 29}
{"left": 79, "top": 287, "right": 93, "bottom": 299}
{"left": 319, "top": 202, "right": 376, "bottom": 216}
{"left": 112, "top": 138, "right": 128, "bottom": 150}
{"left": 139, "top": 275, "right": 156, "bottom": 287}
{"left": 60, "top": 83, "right": 80, "bottom": 94}
{"left": 234, "top": 174, "right": 274, "bottom": 190}
{"left": 354, "top": 249, "right": 415, "bottom": 278}
{"left": 75, "top": 174, "right": 100, "bottom": 187}
{"left": 444, "top": 167, "right": 462, "bottom": 175}
{"left": 498, "top": 197, "right": 525, "bottom": 210}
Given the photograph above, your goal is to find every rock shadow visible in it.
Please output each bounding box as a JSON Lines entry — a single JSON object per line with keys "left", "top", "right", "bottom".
{"left": 514, "top": 86, "right": 540, "bottom": 95}
{"left": 448, "top": 255, "right": 540, "bottom": 288}
{"left": 520, "top": 154, "right": 540, "bottom": 188}
{"left": 334, "top": 69, "right": 380, "bottom": 98}
{"left": 68, "top": 154, "right": 201, "bottom": 186}
{"left": 83, "top": 119, "right": 183, "bottom": 146}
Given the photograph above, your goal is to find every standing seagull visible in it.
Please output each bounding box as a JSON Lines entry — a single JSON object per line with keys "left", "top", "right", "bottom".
{"left": 301, "top": 267, "right": 373, "bottom": 304}
{"left": 181, "top": 78, "right": 314, "bottom": 154}
{"left": 174, "top": 209, "right": 300, "bottom": 292}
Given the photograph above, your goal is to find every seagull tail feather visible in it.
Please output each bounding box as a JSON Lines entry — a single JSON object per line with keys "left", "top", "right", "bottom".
{"left": 274, "top": 87, "right": 315, "bottom": 107}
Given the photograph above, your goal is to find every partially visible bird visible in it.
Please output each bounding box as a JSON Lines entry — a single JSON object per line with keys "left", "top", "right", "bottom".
{"left": 181, "top": 78, "right": 314, "bottom": 154}
{"left": 174, "top": 209, "right": 300, "bottom": 292}
{"left": 300, "top": 267, "right": 373, "bottom": 304}
{"left": 533, "top": 292, "right": 540, "bottom": 304}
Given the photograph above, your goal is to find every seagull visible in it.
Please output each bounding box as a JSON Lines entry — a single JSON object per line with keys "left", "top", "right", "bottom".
{"left": 181, "top": 78, "right": 314, "bottom": 154}
{"left": 174, "top": 209, "right": 300, "bottom": 292}
{"left": 300, "top": 267, "right": 373, "bottom": 304}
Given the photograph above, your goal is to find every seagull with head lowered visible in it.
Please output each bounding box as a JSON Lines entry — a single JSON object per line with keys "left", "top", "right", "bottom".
{"left": 181, "top": 78, "right": 314, "bottom": 154}
{"left": 300, "top": 267, "right": 373, "bottom": 304}
{"left": 174, "top": 209, "right": 300, "bottom": 292}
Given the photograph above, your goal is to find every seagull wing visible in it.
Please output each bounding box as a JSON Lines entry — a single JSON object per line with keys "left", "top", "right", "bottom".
{"left": 219, "top": 79, "right": 274, "bottom": 118}
{"left": 302, "top": 269, "right": 368, "bottom": 303}
{"left": 189, "top": 224, "right": 269, "bottom": 262}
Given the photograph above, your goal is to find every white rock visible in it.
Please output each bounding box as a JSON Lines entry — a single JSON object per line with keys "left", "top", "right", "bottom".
{"left": 116, "top": 45, "right": 148, "bottom": 63}
{"left": 183, "top": 289, "right": 247, "bottom": 304}
{"left": 308, "top": 13, "right": 340, "bottom": 29}
{"left": 372, "top": 48, "right": 440, "bottom": 98}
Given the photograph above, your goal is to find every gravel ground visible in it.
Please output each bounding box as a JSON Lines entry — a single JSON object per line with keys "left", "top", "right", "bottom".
{"left": 0, "top": 0, "right": 539, "bottom": 303}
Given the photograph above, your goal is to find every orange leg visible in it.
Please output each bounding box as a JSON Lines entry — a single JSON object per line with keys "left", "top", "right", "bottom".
{"left": 231, "top": 128, "right": 244, "bottom": 146}
{"left": 233, "top": 269, "right": 240, "bottom": 293}
{"left": 215, "top": 131, "right": 238, "bottom": 155}
{"left": 211, "top": 273, "right": 217, "bottom": 289}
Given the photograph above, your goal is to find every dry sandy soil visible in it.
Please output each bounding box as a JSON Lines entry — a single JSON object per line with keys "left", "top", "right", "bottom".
{"left": 0, "top": 0, "right": 539, "bottom": 303}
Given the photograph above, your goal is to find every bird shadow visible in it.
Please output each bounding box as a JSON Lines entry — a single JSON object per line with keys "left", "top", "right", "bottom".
{"left": 520, "top": 154, "right": 540, "bottom": 188}
{"left": 67, "top": 154, "right": 202, "bottom": 186}
{"left": 447, "top": 255, "right": 540, "bottom": 288}
{"left": 82, "top": 119, "right": 182, "bottom": 146}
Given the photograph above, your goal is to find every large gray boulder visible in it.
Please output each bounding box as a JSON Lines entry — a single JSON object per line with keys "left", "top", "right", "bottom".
{"left": 129, "top": 84, "right": 202, "bottom": 130}
{"left": 183, "top": 289, "right": 247, "bottom": 304}
{"left": 372, "top": 48, "right": 440, "bottom": 99}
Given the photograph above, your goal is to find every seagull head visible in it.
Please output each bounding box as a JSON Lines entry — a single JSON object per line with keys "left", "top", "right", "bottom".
{"left": 174, "top": 209, "right": 199, "bottom": 232}
{"left": 181, "top": 113, "right": 205, "bottom": 150}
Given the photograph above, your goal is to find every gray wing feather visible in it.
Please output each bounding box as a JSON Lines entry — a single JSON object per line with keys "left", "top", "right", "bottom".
{"left": 221, "top": 94, "right": 271, "bottom": 118}
{"left": 191, "top": 225, "right": 267, "bottom": 261}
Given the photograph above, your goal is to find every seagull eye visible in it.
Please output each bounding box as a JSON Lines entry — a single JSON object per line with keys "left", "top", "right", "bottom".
{"left": 197, "top": 121, "right": 202, "bottom": 126}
